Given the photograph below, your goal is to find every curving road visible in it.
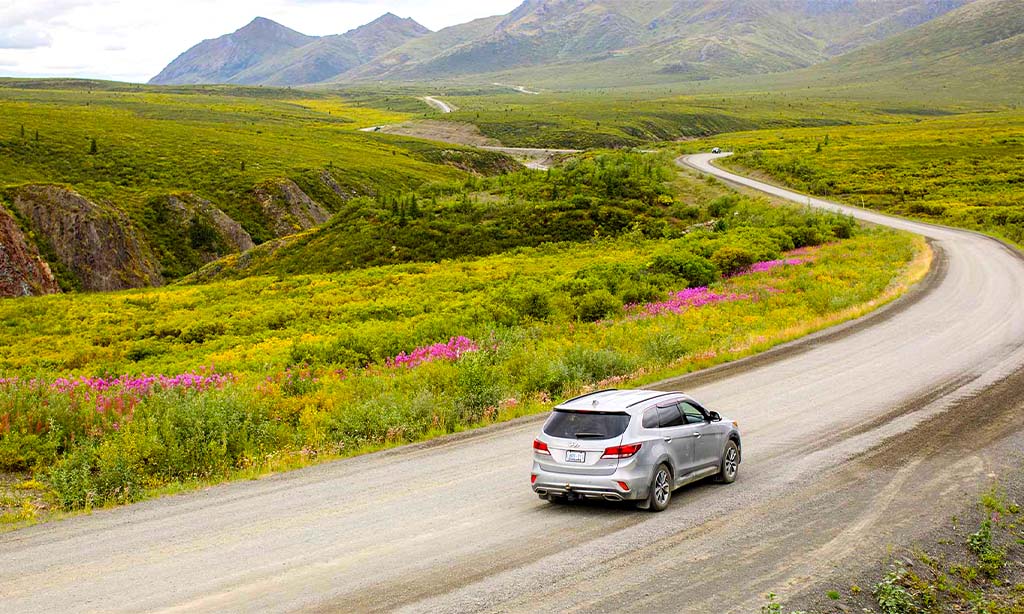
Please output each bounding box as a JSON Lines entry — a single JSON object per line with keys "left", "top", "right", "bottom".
{"left": 2, "top": 155, "right": 1024, "bottom": 613}
{"left": 421, "top": 96, "right": 454, "bottom": 114}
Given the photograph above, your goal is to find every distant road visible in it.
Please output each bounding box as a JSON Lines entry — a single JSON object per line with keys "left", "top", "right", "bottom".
{"left": 492, "top": 82, "right": 540, "bottom": 95}
{"left": 421, "top": 96, "right": 454, "bottom": 113}
{"left": 2, "top": 155, "right": 1024, "bottom": 613}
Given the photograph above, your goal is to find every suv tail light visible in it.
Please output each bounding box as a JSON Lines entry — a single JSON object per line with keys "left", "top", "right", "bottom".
{"left": 601, "top": 443, "right": 642, "bottom": 459}
{"left": 533, "top": 439, "right": 551, "bottom": 455}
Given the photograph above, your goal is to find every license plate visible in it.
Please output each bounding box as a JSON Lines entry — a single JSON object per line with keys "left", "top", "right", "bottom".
{"left": 565, "top": 450, "right": 586, "bottom": 463}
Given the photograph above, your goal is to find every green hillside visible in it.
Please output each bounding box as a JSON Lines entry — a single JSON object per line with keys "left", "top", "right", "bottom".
{"left": 426, "top": 89, "right": 959, "bottom": 149}
{"left": 706, "top": 0, "right": 1024, "bottom": 104}
{"left": 0, "top": 80, "right": 512, "bottom": 290}
{"left": 692, "top": 111, "right": 1024, "bottom": 247}
{"left": 190, "top": 151, "right": 811, "bottom": 281}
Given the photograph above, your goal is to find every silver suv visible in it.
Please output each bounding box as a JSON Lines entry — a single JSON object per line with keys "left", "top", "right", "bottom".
{"left": 531, "top": 389, "right": 741, "bottom": 512}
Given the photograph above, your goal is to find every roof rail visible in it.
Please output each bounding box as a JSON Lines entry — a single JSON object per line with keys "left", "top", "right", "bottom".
{"left": 626, "top": 391, "right": 680, "bottom": 408}
{"left": 560, "top": 389, "right": 617, "bottom": 405}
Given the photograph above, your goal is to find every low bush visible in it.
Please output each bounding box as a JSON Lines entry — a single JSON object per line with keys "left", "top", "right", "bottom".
{"left": 712, "top": 246, "right": 758, "bottom": 276}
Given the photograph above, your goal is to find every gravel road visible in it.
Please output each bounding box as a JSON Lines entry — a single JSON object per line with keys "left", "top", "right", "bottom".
{"left": 2, "top": 154, "right": 1023, "bottom": 613}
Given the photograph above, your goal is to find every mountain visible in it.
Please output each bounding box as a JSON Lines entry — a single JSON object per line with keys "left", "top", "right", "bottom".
{"left": 347, "top": 0, "right": 974, "bottom": 86}
{"left": 345, "top": 15, "right": 506, "bottom": 80}
{"left": 819, "top": 0, "right": 1023, "bottom": 88}
{"left": 150, "top": 18, "right": 316, "bottom": 85}
{"left": 738, "top": 0, "right": 1024, "bottom": 103}
{"left": 151, "top": 1, "right": 979, "bottom": 88}
{"left": 150, "top": 14, "right": 430, "bottom": 86}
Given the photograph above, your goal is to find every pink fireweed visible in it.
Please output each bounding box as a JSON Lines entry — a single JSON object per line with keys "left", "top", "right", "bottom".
{"left": 49, "top": 370, "right": 234, "bottom": 395}
{"left": 387, "top": 336, "right": 479, "bottom": 369}
{"left": 627, "top": 287, "right": 752, "bottom": 319}
{"left": 0, "top": 370, "right": 233, "bottom": 395}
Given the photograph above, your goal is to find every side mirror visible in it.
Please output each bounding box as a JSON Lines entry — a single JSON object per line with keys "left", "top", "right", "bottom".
{"left": 708, "top": 411, "right": 722, "bottom": 422}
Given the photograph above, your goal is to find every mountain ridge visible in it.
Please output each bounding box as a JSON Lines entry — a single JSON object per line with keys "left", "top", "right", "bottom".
{"left": 150, "top": 14, "right": 431, "bottom": 86}
{"left": 150, "top": 1, "right": 977, "bottom": 87}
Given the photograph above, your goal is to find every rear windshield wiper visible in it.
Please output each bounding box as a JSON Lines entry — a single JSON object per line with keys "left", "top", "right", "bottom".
{"left": 575, "top": 432, "right": 607, "bottom": 439}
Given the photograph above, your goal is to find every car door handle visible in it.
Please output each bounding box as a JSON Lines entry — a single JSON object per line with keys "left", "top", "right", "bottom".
{"left": 692, "top": 433, "right": 702, "bottom": 438}
{"left": 663, "top": 437, "right": 673, "bottom": 442}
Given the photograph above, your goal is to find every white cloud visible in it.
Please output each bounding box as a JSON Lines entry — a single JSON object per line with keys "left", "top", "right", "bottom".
{"left": 0, "top": 0, "right": 522, "bottom": 82}
{"left": 0, "top": 26, "right": 52, "bottom": 49}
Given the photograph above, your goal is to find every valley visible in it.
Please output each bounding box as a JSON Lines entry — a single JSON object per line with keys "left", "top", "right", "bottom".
{"left": 1, "top": 0, "right": 1024, "bottom": 611}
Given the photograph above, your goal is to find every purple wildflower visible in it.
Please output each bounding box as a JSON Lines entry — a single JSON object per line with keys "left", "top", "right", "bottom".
{"left": 387, "top": 336, "right": 479, "bottom": 369}
{"left": 627, "top": 287, "right": 752, "bottom": 319}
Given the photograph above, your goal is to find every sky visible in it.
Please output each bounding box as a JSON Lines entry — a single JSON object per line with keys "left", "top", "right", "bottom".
{"left": 0, "top": 0, "right": 523, "bottom": 83}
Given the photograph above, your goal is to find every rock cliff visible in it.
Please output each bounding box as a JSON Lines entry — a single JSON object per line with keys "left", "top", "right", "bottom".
{"left": 0, "top": 205, "right": 60, "bottom": 297}
{"left": 10, "top": 185, "right": 163, "bottom": 292}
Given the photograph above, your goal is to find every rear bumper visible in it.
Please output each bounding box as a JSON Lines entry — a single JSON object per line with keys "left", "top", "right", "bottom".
{"left": 531, "top": 462, "right": 653, "bottom": 502}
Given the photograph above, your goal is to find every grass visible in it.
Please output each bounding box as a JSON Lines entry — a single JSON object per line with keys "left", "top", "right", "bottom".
{"left": 687, "top": 111, "right": 1024, "bottom": 248}
{"left": 338, "top": 83, "right": 978, "bottom": 150}
{"left": 186, "top": 151, "right": 742, "bottom": 280}
{"left": 0, "top": 80, "right": 511, "bottom": 281}
{"left": 429, "top": 90, "right": 991, "bottom": 150}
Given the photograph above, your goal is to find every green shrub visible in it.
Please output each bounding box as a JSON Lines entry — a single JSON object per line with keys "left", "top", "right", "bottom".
{"left": 641, "top": 332, "right": 691, "bottom": 363}
{"left": 617, "top": 280, "right": 664, "bottom": 305}
{"left": 328, "top": 391, "right": 435, "bottom": 447}
{"left": 0, "top": 430, "right": 58, "bottom": 471}
{"left": 180, "top": 322, "right": 226, "bottom": 344}
{"left": 648, "top": 253, "right": 719, "bottom": 287}
{"left": 708, "top": 195, "right": 740, "bottom": 217}
{"left": 789, "top": 226, "right": 826, "bottom": 249}
{"left": 290, "top": 339, "right": 369, "bottom": 369}
{"left": 454, "top": 354, "right": 502, "bottom": 423}
{"left": 49, "top": 446, "right": 98, "bottom": 510}
{"left": 518, "top": 290, "right": 553, "bottom": 321}
{"left": 968, "top": 518, "right": 1006, "bottom": 577}
{"left": 576, "top": 289, "right": 621, "bottom": 322}
{"left": 873, "top": 567, "right": 934, "bottom": 614}
{"left": 561, "top": 346, "right": 635, "bottom": 384}
{"left": 711, "top": 246, "right": 757, "bottom": 276}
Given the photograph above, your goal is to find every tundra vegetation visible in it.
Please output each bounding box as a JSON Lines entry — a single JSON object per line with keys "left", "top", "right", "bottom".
{"left": 0, "top": 144, "right": 924, "bottom": 522}
{"left": 0, "top": 80, "right": 512, "bottom": 287}
{"left": 357, "top": 86, "right": 958, "bottom": 150}
{"left": 693, "top": 111, "right": 1024, "bottom": 248}
{"left": 189, "top": 151, "right": 806, "bottom": 279}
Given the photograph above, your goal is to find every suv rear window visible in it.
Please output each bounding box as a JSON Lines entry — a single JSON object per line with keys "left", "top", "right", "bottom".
{"left": 543, "top": 410, "right": 631, "bottom": 440}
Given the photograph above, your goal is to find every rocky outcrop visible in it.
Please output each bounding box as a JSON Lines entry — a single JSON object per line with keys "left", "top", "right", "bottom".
{"left": 164, "top": 194, "right": 255, "bottom": 254}
{"left": 0, "top": 205, "right": 60, "bottom": 298}
{"left": 10, "top": 185, "right": 162, "bottom": 292}
{"left": 319, "top": 170, "right": 361, "bottom": 200}
{"left": 254, "top": 179, "right": 330, "bottom": 238}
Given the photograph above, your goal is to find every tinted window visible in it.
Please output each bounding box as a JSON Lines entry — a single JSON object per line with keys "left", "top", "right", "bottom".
{"left": 642, "top": 409, "right": 659, "bottom": 429}
{"left": 680, "top": 401, "right": 707, "bottom": 424}
{"left": 657, "top": 404, "right": 685, "bottom": 428}
{"left": 544, "top": 410, "right": 631, "bottom": 440}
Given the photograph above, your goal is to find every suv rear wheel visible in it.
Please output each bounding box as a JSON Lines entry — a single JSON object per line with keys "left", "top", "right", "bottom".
{"left": 645, "top": 464, "right": 673, "bottom": 512}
